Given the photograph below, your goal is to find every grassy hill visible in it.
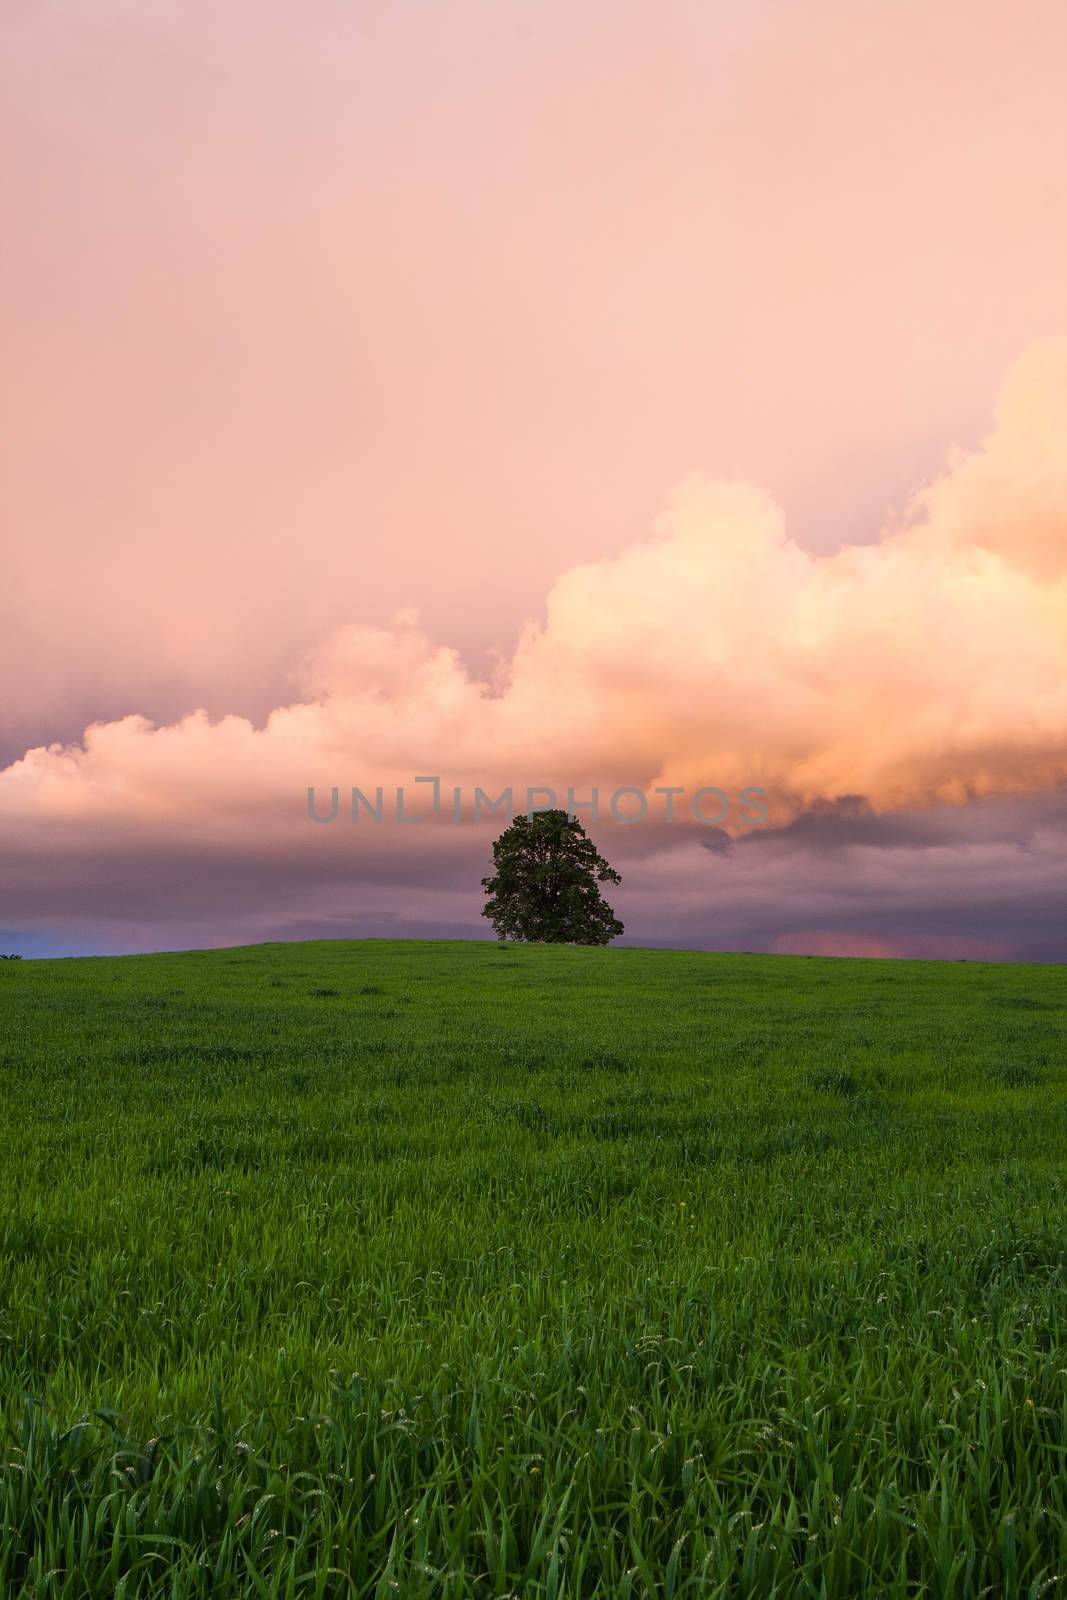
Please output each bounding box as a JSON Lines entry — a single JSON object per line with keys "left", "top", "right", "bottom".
{"left": 1, "top": 939, "right": 1065, "bottom": 1596}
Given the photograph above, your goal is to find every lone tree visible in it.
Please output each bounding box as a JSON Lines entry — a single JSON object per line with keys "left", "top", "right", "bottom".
{"left": 481, "top": 809, "right": 624, "bottom": 945}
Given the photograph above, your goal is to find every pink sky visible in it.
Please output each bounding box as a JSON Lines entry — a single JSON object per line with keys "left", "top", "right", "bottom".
{"left": 2, "top": 1, "right": 1065, "bottom": 958}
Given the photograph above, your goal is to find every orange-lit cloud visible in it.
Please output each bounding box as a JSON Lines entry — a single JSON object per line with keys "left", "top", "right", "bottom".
{"left": 4, "top": 1, "right": 1066, "bottom": 773}
{"left": 2, "top": 339, "right": 1064, "bottom": 854}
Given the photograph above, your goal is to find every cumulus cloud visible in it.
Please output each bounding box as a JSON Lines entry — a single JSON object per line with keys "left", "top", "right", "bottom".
{"left": 7, "top": 342, "right": 1067, "bottom": 810}
{"left": 1, "top": 340, "right": 1065, "bottom": 952}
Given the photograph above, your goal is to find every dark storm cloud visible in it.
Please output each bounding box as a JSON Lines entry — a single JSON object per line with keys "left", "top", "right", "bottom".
{"left": 2, "top": 790, "right": 1064, "bottom": 962}
{"left": 740, "top": 789, "right": 1067, "bottom": 856}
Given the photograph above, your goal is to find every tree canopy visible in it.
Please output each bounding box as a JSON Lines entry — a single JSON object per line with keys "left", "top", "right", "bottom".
{"left": 481, "top": 809, "right": 624, "bottom": 945}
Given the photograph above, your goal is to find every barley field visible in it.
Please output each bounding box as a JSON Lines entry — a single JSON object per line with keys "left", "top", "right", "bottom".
{"left": 1, "top": 940, "right": 1065, "bottom": 1597}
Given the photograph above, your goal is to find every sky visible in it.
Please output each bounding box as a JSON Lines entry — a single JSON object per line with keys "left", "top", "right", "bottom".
{"left": 2, "top": 0, "right": 1065, "bottom": 960}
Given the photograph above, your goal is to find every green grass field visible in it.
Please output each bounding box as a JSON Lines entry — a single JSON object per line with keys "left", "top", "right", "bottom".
{"left": 1, "top": 939, "right": 1065, "bottom": 1598}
